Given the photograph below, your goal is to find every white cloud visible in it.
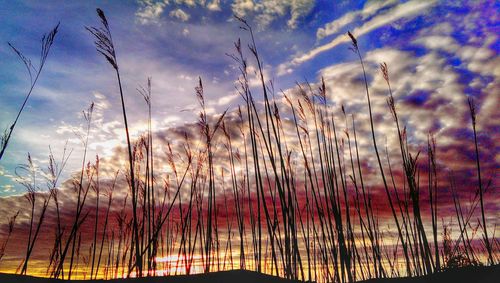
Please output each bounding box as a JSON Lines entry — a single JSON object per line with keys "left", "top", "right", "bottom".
{"left": 232, "top": 0, "right": 315, "bottom": 29}
{"left": 413, "top": 35, "right": 460, "bottom": 53}
{"left": 413, "top": 13, "right": 500, "bottom": 78}
{"left": 280, "top": 0, "right": 438, "bottom": 74}
{"left": 175, "top": 0, "right": 198, "bottom": 7}
{"left": 164, "top": 115, "right": 181, "bottom": 125}
{"left": 2, "top": 184, "right": 14, "bottom": 193}
{"left": 231, "top": 0, "right": 255, "bottom": 17}
{"left": 135, "top": 0, "right": 209, "bottom": 25}
{"left": 316, "top": 0, "right": 397, "bottom": 39}
{"left": 207, "top": 0, "right": 222, "bottom": 11}
{"left": 136, "top": 0, "right": 168, "bottom": 25}
{"left": 313, "top": 46, "right": 476, "bottom": 165}
{"left": 178, "top": 73, "right": 194, "bottom": 81}
{"left": 169, "top": 8, "right": 191, "bottom": 21}
{"left": 135, "top": 0, "right": 313, "bottom": 28}
{"left": 316, "top": 12, "right": 357, "bottom": 40}
{"left": 243, "top": 64, "right": 273, "bottom": 88}
{"left": 216, "top": 94, "right": 238, "bottom": 106}
{"left": 287, "top": 0, "right": 315, "bottom": 29}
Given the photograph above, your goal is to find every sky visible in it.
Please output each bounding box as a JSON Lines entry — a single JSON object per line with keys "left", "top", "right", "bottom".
{"left": 0, "top": 0, "right": 499, "bottom": 278}
{"left": 0, "top": 0, "right": 498, "bottom": 195}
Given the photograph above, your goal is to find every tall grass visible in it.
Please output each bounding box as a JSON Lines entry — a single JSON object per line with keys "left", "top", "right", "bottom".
{"left": 0, "top": 212, "right": 19, "bottom": 263}
{"left": 467, "top": 97, "right": 493, "bottom": 265}
{"left": 86, "top": 8, "right": 143, "bottom": 277}
{"left": 16, "top": 145, "right": 69, "bottom": 275}
{"left": 0, "top": 23, "right": 59, "bottom": 162}
{"left": 0, "top": 10, "right": 497, "bottom": 283}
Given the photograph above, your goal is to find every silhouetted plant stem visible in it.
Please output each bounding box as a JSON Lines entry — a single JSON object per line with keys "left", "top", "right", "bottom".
{"left": 86, "top": 8, "right": 142, "bottom": 276}
{"left": 1, "top": 23, "right": 59, "bottom": 162}
{"left": 348, "top": 31, "right": 411, "bottom": 277}
{"left": 468, "top": 97, "right": 493, "bottom": 265}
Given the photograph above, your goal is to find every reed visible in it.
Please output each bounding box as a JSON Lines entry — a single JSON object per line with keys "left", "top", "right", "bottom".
{"left": 468, "top": 97, "right": 493, "bottom": 265}
{"left": 16, "top": 153, "right": 53, "bottom": 274}
{"left": 87, "top": 8, "right": 142, "bottom": 277}
{"left": 0, "top": 11, "right": 498, "bottom": 283}
{"left": 0, "top": 23, "right": 59, "bottom": 162}
{"left": 53, "top": 102, "right": 94, "bottom": 279}
{"left": 0, "top": 212, "right": 19, "bottom": 263}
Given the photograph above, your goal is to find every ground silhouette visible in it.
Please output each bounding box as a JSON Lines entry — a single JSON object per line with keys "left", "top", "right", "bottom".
{"left": 0, "top": 265, "right": 498, "bottom": 283}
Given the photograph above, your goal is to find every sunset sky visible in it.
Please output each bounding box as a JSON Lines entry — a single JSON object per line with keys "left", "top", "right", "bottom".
{"left": 0, "top": 0, "right": 498, "bottom": 279}
{"left": 0, "top": 0, "right": 497, "bottom": 195}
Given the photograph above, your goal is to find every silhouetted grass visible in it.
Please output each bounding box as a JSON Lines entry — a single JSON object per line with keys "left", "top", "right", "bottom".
{"left": 0, "top": 23, "right": 59, "bottom": 161}
{"left": 0, "top": 9, "right": 497, "bottom": 283}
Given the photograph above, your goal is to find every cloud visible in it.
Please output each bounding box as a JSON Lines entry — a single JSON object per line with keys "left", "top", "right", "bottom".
{"left": 169, "top": 8, "right": 191, "bottom": 21}
{"left": 231, "top": 0, "right": 256, "bottom": 18}
{"left": 136, "top": 0, "right": 216, "bottom": 25}
{"left": 412, "top": 10, "right": 500, "bottom": 79}
{"left": 244, "top": 64, "right": 273, "bottom": 88}
{"left": 215, "top": 93, "right": 238, "bottom": 106}
{"left": 1, "top": 184, "right": 14, "bottom": 193}
{"left": 287, "top": 0, "right": 315, "bottom": 29}
{"left": 413, "top": 35, "right": 460, "bottom": 53}
{"left": 279, "top": 0, "right": 438, "bottom": 74}
{"left": 136, "top": 0, "right": 168, "bottom": 25}
{"left": 207, "top": 0, "right": 222, "bottom": 11}
{"left": 232, "top": 0, "right": 315, "bottom": 29}
{"left": 316, "top": 0, "right": 397, "bottom": 39}
{"left": 175, "top": 0, "right": 198, "bottom": 7}
{"left": 316, "top": 11, "right": 357, "bottom": 40}
{"left": 135, "top": 0, "right": 314, "bottom": 29}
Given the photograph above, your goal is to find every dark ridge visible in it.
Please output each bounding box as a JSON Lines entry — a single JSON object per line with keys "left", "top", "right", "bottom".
{"left": 0, "top": 269, "right": 306, "bottom": 283}
{"left": 1, "top": 266, "right": 499, "bottom": 283}
{"left": 358, "top": 265, "right": 500, "bottom": 283}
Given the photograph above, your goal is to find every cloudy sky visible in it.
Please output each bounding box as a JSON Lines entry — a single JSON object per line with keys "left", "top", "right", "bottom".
{"left": 1, "top": 0, "right": 498, "bottom": 195}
